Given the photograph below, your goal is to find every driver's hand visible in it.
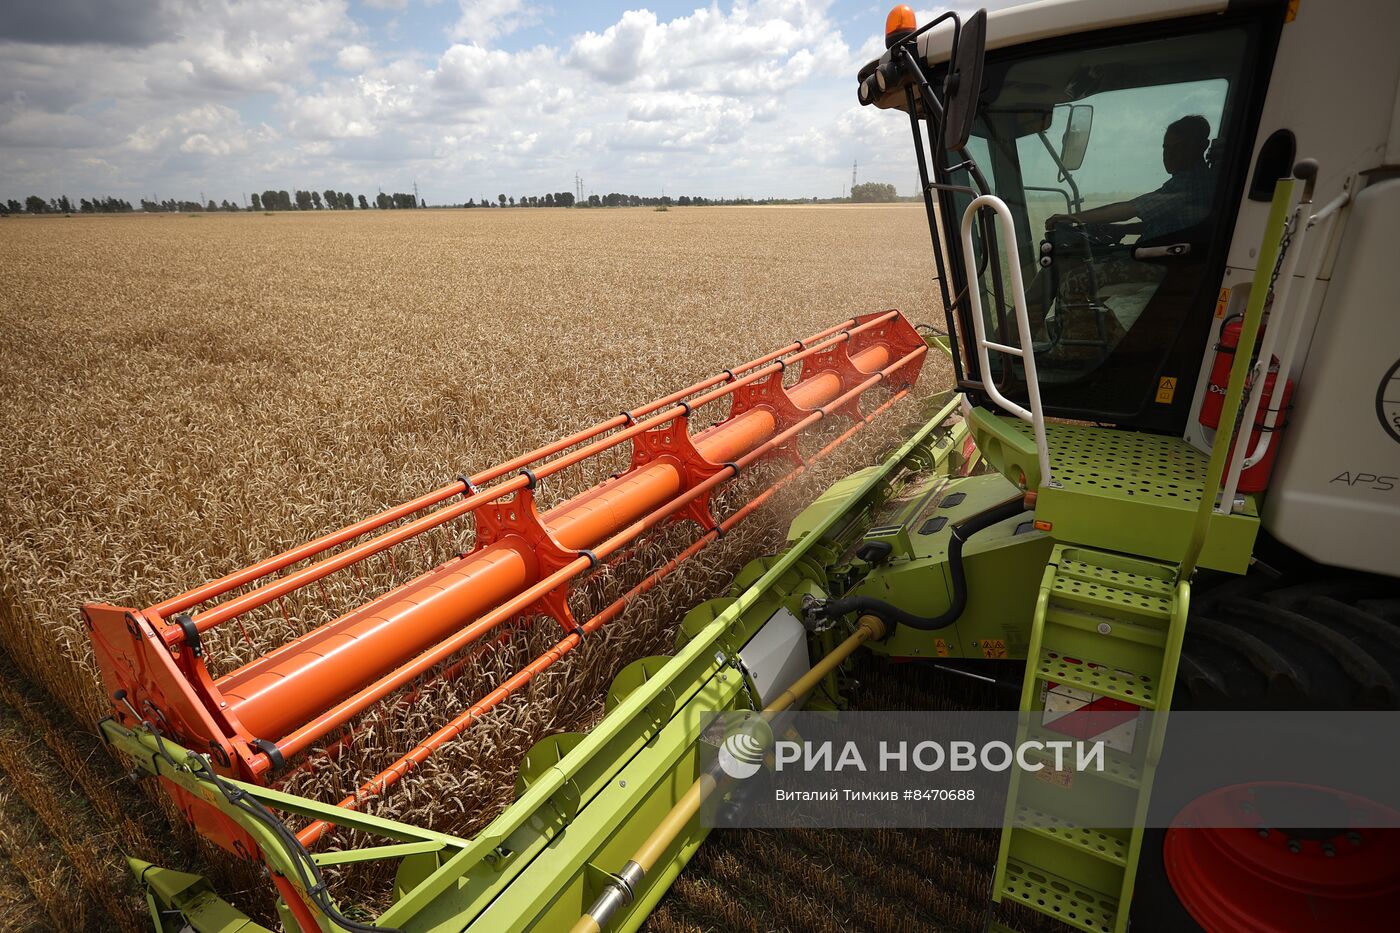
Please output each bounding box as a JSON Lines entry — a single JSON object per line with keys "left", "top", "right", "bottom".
{"left": 1046, "top": 213, "right": 1077, "bottom": 229}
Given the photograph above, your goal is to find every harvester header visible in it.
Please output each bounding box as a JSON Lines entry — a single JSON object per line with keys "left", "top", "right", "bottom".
{"left": 85, "top": 311, "right": 926, "bottom": 836}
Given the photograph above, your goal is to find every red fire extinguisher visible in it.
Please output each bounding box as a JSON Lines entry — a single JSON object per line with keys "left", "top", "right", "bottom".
{"left": 1198, "top": 316, "right": 1294, "bottom": 492}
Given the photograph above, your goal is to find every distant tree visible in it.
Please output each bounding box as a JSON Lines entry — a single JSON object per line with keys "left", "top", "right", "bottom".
{"left": 6, "top": 199, "right": 21, "bottom": 214}
{"left": 498, "top": 194, "right": 506, "bottom": 207}
{"left": 276, "top": 191, "right": 291, "bottom": 210}
{"left": 312, "top": 191, "right": 324, "bottom": 209}
{"left": 261, "top": 190, "right": 277, "bottom": 211}
{"left": 850, "top": 181, "right": 898, "bottom": 203}
{"left": 375, "top": 192, "right": 390, "bottom": 209}
{"left": 295, "top": 190, "right": 312, "bottom": 210}
{"left": 508, "top": 196, "right": 515, "bottom": 206}
{"left": 588, "top": 194, "right": 601, "bottom": 207}
{"left": 251, "top": 193, "right": 263, "bottom": 211}
{"left": 354, "top": 194, "right": 366, "bottom": 210}
{"left": 25, "top": 195, "right": 47, "bottom": 214}
{"left": 321, "top": 189, "right": 336, "bottom": 209}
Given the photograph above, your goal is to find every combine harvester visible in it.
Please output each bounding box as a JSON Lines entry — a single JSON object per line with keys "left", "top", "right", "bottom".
{"left": 90, "top": 0, "right": 1398, "bottom": 930}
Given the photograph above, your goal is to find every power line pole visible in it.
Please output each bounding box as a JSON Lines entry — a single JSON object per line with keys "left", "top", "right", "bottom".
{"left": 852, "top": 159, "right": 858, "bottom": 191}
{"left": 413, "top": 179, "right": 420, "bottom": 207}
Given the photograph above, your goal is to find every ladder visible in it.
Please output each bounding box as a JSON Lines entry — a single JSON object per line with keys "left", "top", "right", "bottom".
{"left": 972, "top": 174, "right": 1303, "bottom": 932}
{"left": 992, "top": 545, "right": 1189, "bottom": 933}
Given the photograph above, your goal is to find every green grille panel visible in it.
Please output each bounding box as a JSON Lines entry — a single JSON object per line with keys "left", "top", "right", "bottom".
{"left": 1013, "top": 806, "right": 1128, "bottom": 866}
{"left": 1037, "top": 649, "right": 1157, "bottom": 708}
{"left": 1001, "top": 859, "right": 1119, "bottom": 933}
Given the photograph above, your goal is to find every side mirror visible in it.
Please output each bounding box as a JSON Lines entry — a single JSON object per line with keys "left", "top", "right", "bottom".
{"left": 1059, "top": 104, "right": 1093, "bottom": 170}
{"left": 942, "top": 8, "right": 986, "bottom": 151}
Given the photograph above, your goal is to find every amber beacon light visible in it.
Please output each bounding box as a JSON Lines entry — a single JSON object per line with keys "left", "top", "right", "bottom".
{"left": 885, "top": 4, "right": 916, "bottom": 47}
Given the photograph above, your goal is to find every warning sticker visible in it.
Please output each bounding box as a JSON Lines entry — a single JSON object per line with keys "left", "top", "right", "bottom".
{"left": 979, "top": 639, "right": 1007, "bottom": 659}
{"left": 1040, "top": 681, "right": 1141, "bottom": 754}
{"left": 958, "top": 435, "right": 979, "bottom": 476}
{"left": 1214, "top": 287, "right": 1231, "bottom": 318}
{"left": 934, "top": 639, "right": 951, "bottom": 658}
{"left": 1155, "top": 376, "right": 1177, "bottom": 404}
{"left": 1034, "top": 766, "right": 1073, "bottom": 790}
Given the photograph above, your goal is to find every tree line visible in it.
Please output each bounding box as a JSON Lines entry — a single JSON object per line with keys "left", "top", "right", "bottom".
{"left": 460, "top": 192, "right": 760, "bottom": 208}
{"left": 251, "top": 190, "right": 424, "bottom": 211}
{"left": 2, "top": 185, "right": 896, "bottom": 216}
{"left": 849, "top": 182, "right": 899, "bottom": 203}
{"left": 0, "top": 190, "right": 428, "bottom": 214}
{"left": 5, "top": 195, "right": 138, "bottom": 214}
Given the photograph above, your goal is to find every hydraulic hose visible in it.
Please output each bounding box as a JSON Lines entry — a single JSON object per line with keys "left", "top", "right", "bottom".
{"left": 817, "top": 493, "right": 1029, "bottom": 632}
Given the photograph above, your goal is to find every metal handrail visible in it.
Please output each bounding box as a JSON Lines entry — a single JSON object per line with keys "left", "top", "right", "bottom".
{"left": 1234, "top": 188, "right": 1349, "bottom": 476}
{"left": 959, "top": 194, "right": 1053, "bottom": 486}
{"left": 1180, "top": 176, "right": 1298, "bottom": 579}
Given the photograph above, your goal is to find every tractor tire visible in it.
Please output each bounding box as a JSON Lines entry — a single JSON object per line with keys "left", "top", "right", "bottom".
{"left": 1129, "top": 540, "right": 1400, "bottom": 933}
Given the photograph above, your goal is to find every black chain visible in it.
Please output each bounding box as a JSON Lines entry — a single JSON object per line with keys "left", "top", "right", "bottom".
{"left": 1266, "top": 214, "right": 1296, "bottom": 305}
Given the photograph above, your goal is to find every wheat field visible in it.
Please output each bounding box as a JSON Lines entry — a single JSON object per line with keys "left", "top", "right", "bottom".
{"left": 0, "top": 204, "right": 950, "bottom": 928}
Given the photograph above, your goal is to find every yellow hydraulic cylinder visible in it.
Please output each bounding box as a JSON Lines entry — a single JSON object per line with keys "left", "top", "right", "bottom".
{"left": 571, "top": 614, "right": 887, "bottom": 933}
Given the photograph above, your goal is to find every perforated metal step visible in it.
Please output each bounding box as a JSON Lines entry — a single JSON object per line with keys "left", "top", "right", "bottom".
{"left": 1000, "top": 858, "right": 1120, "bottom": 933}
{"left": 968, "top": 410, "right": 1259, "bottom": 573}
{"left": 1012, "top": 806, "right": 1129, "bottom": 867}
{"left": 1035, "top": 649, "right": 1158, "bottom": 709}
{"left": 1015, "top": 420, "right": 1208, "bottom": 505}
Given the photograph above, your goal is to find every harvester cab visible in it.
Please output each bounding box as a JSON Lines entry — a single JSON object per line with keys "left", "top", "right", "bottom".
{"left": 91, "top": 1, "right": 1399, "bottom": 932}
{"left": 859, "top": 0, "right": 1397, "bottom": 579}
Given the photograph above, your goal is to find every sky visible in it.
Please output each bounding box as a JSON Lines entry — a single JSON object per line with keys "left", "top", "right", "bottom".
{"left": 0, "top": 0, "right": 997, "bottom": 205}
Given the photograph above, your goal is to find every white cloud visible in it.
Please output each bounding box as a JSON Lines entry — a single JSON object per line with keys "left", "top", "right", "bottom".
{"left": 337, "top": 44, "right": 378, "bottom": 71}
{"left": 449, "top": 0, "right": 530, "bottom": 44}
{"left": 566, "top": 1, "right": 848, "bottom": 91}
{"left": 0, "top": 0, "right": 916, "bottom": 202}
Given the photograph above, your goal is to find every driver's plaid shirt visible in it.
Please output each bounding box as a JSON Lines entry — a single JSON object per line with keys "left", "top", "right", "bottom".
{"left": 1130, "top": 165, "right": 1214, "bottom": 241}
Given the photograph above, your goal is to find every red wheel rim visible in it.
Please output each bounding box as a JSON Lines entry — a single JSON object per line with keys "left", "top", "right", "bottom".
{"left": 1164, "top": 782, "right": 1400, "bottom": 933}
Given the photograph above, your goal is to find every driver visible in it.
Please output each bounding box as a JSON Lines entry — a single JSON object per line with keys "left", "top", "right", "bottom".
{"left": 1045, "top": 114, "right": 1214, "bottom": 241}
